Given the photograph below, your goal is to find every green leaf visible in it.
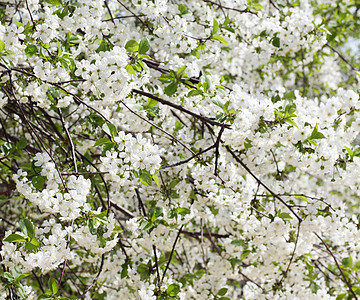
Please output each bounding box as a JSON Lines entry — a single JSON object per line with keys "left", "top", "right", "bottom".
{"left": 3, "top": 234, "right": 26, "bottom": 243}
{"left": 94, "top": 138, "right": 111, "bottom": 146}
{"left": 31, "top": 175, "right": 45, "bottom": 190}
{"left": 223, "top": 14, "right": 230, "bottom": 26}
{"left": 17, "top": 138, "right": 27, "bottom": 150}
{"left": 187, "top": 89, "right": 203, "bottom": 97}
{"left": 336, "top": 294, "right": 347, "bottom": 300}
{"left": 213, "top": 35, "right": 227, "bottom": 45}
{"left": 212, "top": 100, "right": 224, "bottom": 108}
{"left": 241, "top": 250, "right": 250, "bottom": 260}
{"left": 222, "top": 26, "right": 235, "bottom": 33}
{"left": 48, "top": 277, "right": 59, "bottom": 295}
{"left": 212, "top": 19, "right": 219, "bottom": 35}
{"left": 279, "top": 212, "right": 292, "bottom": 219}
{"left": 140, "top": 170, "right": 152, "bottom": 186}
{"left": 166, "top": 283, "right": 180, "bottom": 297}
{"left": 12, "top": 266, "right": 23, "bottom": 279}
{"left": 231, "top": 239, "right": 246, "bottom": 247}
{"left": 251, "top": 3, "right": 264, "bottom": 10}
{"left": 57, "top": 40, "right": 62, "bottom": 56}
{"left": 25, "top": 241, "right": 38, "bottom": 251}
{"left": 125, "top": 40, "right": 139, "bottom": 52}
{"left": 159, "top": 74, "right": 173, "bottom": 83}
{"left": 88, "top": 218, "right": 97, "bottom": 235}
{"left": 29, "top": 237, "right": 40, "bottom": 247}
{"left": 19, "top": 219, "right": 35, "bottom": 238}
{"left": 310, "top": 124, "right": 325, "bottom": 140}
{"left": 138, "top": 38, "right": 150, "bottom": 54}
{"left": 0, "top": 40, "right": 5, "bottom": 52}
{"left": 45, "top": 0, "right": 62, "bottom": 5}
{"left": 17, "top": 284, "right": 27, "bottom": 299}
{"left": 165, "top": 82, "right": 178, "bottom": 96}
{"left": 3, "top": 271, "right": 13, "bottom": 282}
{"left": 284, "top": 103, "right": 296, "bottom": 116}
{"left": 175, "top": 121, "right": 183, "bottom": 130}
{"left": 218, "top": 288, "right": 228, "bottom": 296}
{"left": 176, "top": 66, "right": 187, "bottom": 77}
{"left": 152, "top": 173, "right": 159, "bottom": 186}
{"left": 125, "top": 64, "right": 136, "bottom": 75}
{"left": 345, "top": 146, "right": 353, "bottom": 157}
{"left": 38, "top": 295, "right": 52, "bottom": 300}
{"left": 342, "top": 256, "right": 353, "bottom": 267}
{"left": 102, "top": 122, "right": 117, "bottom": 137}
{"left": 137, "top": 263, "right": 151, "bottom": 280}
{"left": 178, "top": 4, "right": 189, "bottom": 15}
{"left": 272, "top": 37, "right": 280, "bottom": 48}
{"left": 146, "top": 98, "right": 158, "bottom": 108}
{"left": 284, "top": 117, "right": 298, "bottom": 128}
{"left": 176, "top": 207, "right": 190, "bottom": 216}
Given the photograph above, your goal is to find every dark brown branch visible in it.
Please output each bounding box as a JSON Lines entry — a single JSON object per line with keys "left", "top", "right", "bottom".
{"left": 25, "top": 0, "right": 35, "bottom": 29}
{"left": 314, "top": 232, "right": 357, "bottom": 299}
{"left": 214, "top": 125, "right": 225, "bottom": 175}
{"left": 161, "top": 144, "right": 216, "bottom": 169}
{"left": 78, "top": 253, "right": 105, "bottom": 299}
{"left": 135, "top": 188, "right": 147, "bottom": 216}
{"left": 131, "top": 89, "right": 230, "bottom": 128}
{"left": 180, "top": 229, "right": 229, "bottom": 239}
{"left": 161, "top": 224, "right": 184, "bottom": 283}
{"left": 153, "top": 245, "right": 161, "bottom": 287}
{"left": 58, "top": 109, "right": 78, "bottom": 174}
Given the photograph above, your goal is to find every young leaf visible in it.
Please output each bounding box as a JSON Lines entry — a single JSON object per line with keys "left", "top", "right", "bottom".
{"left": 32, "top": 175, "right": 45, "bottom": 190}
{"left": 125, "top": 64, "right": 136, "bottom": 75}
{"left": 48, "top": 277, "right": 59, "bottom": 295}
{"left": 0, "top": 40, "right": 5, "bottom": 52}
{"left": 102, "top": 122, "right": 117, "bottom": 137}
{"left": 223, "top": 15, "right": 230, "bottom": 26}
{"left": 17, "top": 137, "right": 27, "bottom": 150}
{"left": 213, "top": 35, "right": 227, "bottom": 45}
{"left": 167, "top": 283, "right": 180, "bottom": 297}
{"left": 138, "top": 38, "right": 150, "bottom": 54}
{"left": 94, "top": 138, "right": 111, "bottom": 146}
{"left": 19, "top": 219, "right": 35, "bottom": 239}
{"left": 212, "top": 19, "right": 219, "bottom": 35}
{"left": 140, "top": 170, "right": 152, "bottom": 186}
{"left": 165, "top": 82, "right": 178, "bottom": 96}
{"left": 178, "top": 4, "right": 189, "bottom": 15}
{"left": 218, "top": 288, "right": 228, "bottom": 296}
{"left": 25, "top": 45, "right": 37, "bottom": 56}
{"left": 45, "top": 0, "right": 62, "bottom": 5}
{"left": 272, "top": 37, "right": 280, "bottom": 48}
{"left": 3, "top": 234, "right": 26, "bottom": 243}
{"left": 125, "top": 40, "right": 139, "bottom": 52}
{"left": 146, "top": 98, "right": 158, "bottom": 108}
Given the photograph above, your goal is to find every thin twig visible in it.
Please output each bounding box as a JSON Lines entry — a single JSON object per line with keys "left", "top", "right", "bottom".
{"left": 77, "top": 254, "right": 106, "bottom": 299}
{"left": 58, "top": 109, "right": 78, "bottom": 174}
{"left": 314, "top": 232, "right": 358, "bottom": 299}
{"left": 120, "top": 100, "right": 197, "bottom": 156}
{"left": 226, "top": 146, "right": 302, "bottom": 223}
{"left": 161, "top": 225, "right": 184, "bottom": 283}
{"left": 153, "top": 245, "right": 161, "bottom": 286}
{"left": 326, "top": 43, "right": 359, "bottom": 72}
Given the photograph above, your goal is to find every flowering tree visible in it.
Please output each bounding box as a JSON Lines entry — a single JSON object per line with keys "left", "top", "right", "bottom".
{"left": 0, "top": 0, "right": 360, "bottom": 299}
